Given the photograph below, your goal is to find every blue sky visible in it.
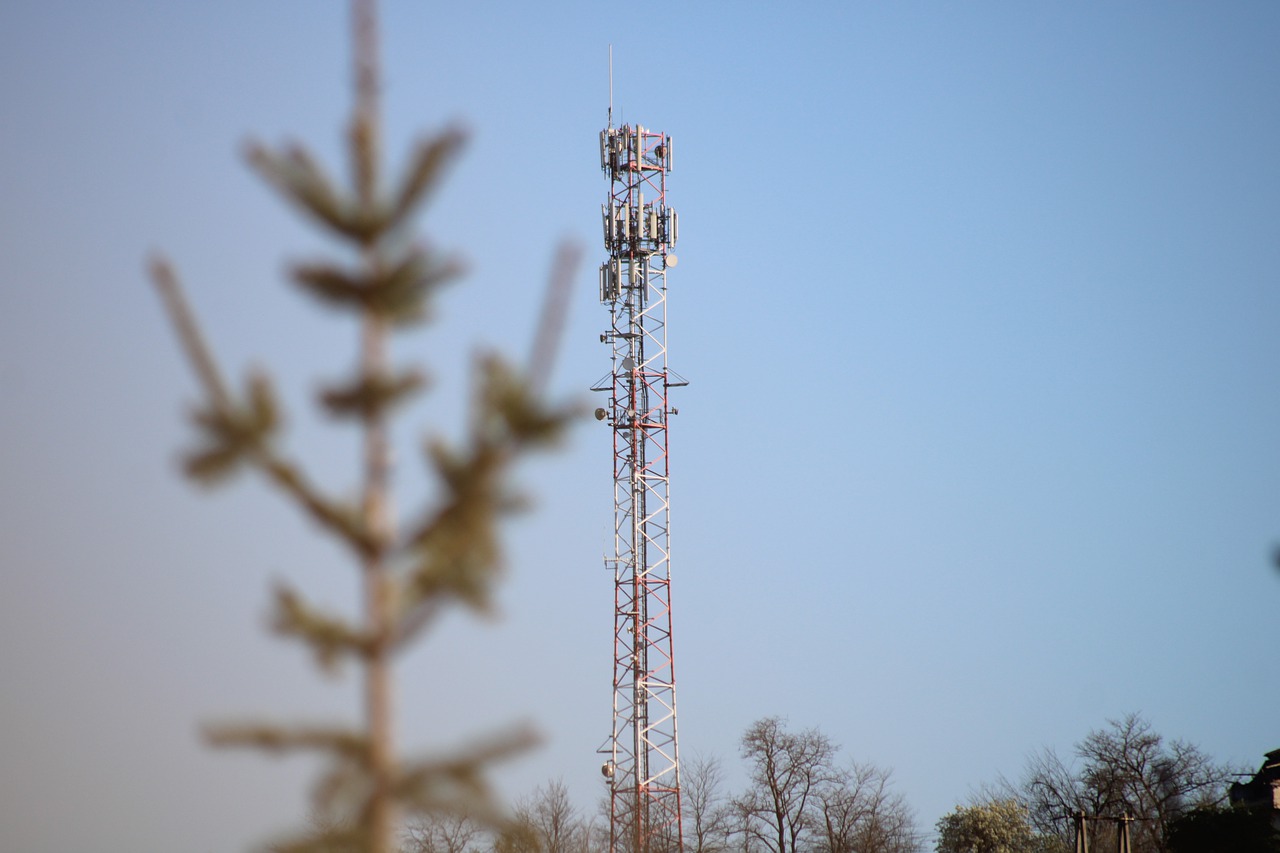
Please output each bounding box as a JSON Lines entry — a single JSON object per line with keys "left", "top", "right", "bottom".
{"left": 2, "top": 2, "right": 1278, "bottom": 850}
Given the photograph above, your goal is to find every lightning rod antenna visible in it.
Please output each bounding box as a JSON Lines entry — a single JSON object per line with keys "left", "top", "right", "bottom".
{"left": 608, "top": 44, "right": 614, "bottom": 129}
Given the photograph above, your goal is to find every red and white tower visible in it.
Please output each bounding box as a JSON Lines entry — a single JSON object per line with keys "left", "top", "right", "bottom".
{"left": 594, "top": 119, "right": 684, "bottom": 853}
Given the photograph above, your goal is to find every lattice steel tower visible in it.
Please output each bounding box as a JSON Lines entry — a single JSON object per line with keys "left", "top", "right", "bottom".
{"left": 594, "top": 117, "right": 684, "bottom": 853}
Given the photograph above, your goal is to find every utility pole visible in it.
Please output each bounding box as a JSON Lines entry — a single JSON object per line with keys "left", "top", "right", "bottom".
{"left": 1072, "top": 811, "right": 1135, "bottom": 853}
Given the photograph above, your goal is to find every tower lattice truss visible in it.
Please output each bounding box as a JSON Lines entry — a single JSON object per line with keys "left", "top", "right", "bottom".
{"left": 595, "top": 122, "right": 684, "bottom": 853}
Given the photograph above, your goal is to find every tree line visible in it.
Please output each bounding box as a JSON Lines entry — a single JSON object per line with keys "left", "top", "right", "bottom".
{"left": 934, "top": 713, "right": 1274, "bottom": 853}
{"left": 403, "top": 715, "right": 922, "bottom": 853}
{"left": 399, "top": 714, "right": 1272, "bottom": 853}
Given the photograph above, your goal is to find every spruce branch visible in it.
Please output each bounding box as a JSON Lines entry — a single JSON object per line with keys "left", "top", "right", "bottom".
{"left": 150, "top": 256, "right": 234, "bottom": 408}
{"left": 349, "top": 0, "right": 380, "bottom": 216}
{"left": 180, "top": 371, "right": 280, "bottom": 484}
{"left": 318, "top": 367, "right": 428, "bottom": 422}
{"left": 264, "top": 825, "right": 366, "bottom": 853}
{"left": 205, "top": 723, "right": 369, "bottom": 762}
{"left": 245, "top": 142, "right": 380, "bottom": 245}
{"left": 395, "top": 726, "right": 541, "bottom": 823}
{"left": 152, "top": 255, "right": 375, "bottom": 554}
{"left": 292, "top": 245, "right": 463, "bottom": 326}
{"left": 527, "top": 242, "right": 582, "bottom": 396}
{"left": 397, "top": 354, "right": 575, "bottom": 633}
{"left": 388, "top": 129, "right": 467, "bottom": 226}
{"left": 257, "top": 454, "right": 376, "bottom": 556}
{"left": 270, "top": 583, "right": 374, "bottom": 673}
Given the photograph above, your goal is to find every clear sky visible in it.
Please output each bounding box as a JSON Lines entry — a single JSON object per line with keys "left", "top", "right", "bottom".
{"left": 2, "top": 2, "right": 1278, "bottom": 851}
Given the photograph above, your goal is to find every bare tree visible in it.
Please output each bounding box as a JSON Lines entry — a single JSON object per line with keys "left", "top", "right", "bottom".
{"left": 1015, "top": 714, "right": 1237, "bottom": 853}
{"left": 814, "top": 762, "right": 921, "bottom": 853}
{"left": 153, "top": 1, "right": 577, "bottom": 851}
{"left": 1018, "top": 746, "right": 1100, "bottom": 847}
{"left": 404, "top": 814, "right": 487, "bottom": 853}
{"left": 733, "top": 718, "right": 841, "bottom": 853}
{"left": 575, "top": 805, "right": 608, "bottom": 853}
{"left": 515, "top": 779, "right": 587, "bottom": 853}
{"left": 729, "top": 718, "right": 921, "bottom": 853}
{"left": 685, "top": 754, "right": 733, "bottom": 853}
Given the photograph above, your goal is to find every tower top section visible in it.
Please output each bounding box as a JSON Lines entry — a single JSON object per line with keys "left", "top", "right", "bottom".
{"left": 598, "top": 124, "right": 679, "bottom": 297}
{"left": 600, "top": 124, "right": 674, "bottom": 176}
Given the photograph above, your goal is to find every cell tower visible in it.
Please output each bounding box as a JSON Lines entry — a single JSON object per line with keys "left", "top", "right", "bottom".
{"left": 594, "top": 114, "right": 684, "bottom": 853}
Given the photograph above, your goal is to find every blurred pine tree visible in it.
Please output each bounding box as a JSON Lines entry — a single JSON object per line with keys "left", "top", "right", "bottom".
{"left": 152, "top": 2, "right": 578, "bottom": 850}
